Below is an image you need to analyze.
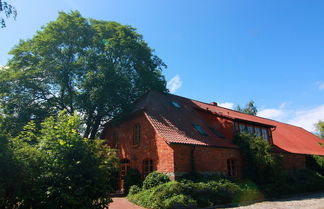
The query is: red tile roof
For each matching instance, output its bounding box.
[136,91,324,156]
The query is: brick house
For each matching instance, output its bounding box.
[102,91,324,190]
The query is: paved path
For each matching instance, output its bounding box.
[234,192,324,209]
[109,197,146,209]
[109,192,324,209]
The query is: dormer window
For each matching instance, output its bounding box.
[193,124,208,136]
[171,101,181,108]
[236,122,271,142]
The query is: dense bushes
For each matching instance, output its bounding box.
[143,171,170,190]
[128,173,260,209]
[0,112,118,209]
[234,133,282,183]
[306,155,324,176]
[261,169,324,198]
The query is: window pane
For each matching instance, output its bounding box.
[193,124,208,136]
[239,124,246,133]
[247,126,254,135]
[255,127,261,136]
[262,128,269,141]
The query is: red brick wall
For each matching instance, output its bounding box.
[282,153,306,170]
[171,144,242,177]
[104,113,175,177]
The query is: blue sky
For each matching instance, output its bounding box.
[1,0,324,132]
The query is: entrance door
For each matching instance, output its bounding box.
[120,159,130,191]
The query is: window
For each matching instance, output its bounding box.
[193,124,208,136]
[255,127,261,137]
[227,159,238,177]
[239,124,246,133]
[143,159,153,178]
[208,127,225,138]
[133,124,141,145]
[262,128,269,141]
[171,101,181,108]
[247,126,254,135]
[112,131,118,148]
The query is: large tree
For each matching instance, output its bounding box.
[235,100,257,116]
[315,120,324,139]
[0,0,17,28]
[0,11,167,138]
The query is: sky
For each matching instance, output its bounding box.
[1,0,324,132]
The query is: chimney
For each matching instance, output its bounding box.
[210,102,218,106]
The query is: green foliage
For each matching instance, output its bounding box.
[0,10,167,138]
[2,111,119,209]
[235,100,257,116]
[124,168,142,194]
[143,171,170,190]
[234,133,282,183]
[0,0,17,28]
[128,185,141,195]
[128,179,252,209]
[306,155,324,176]
[260,169,324,198]
[0,131,22,208]
[315,120,324,139]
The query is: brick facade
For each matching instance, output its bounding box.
[104,111,307,190]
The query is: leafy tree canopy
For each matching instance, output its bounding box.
[0,0,17,28]
[235,100,257,116]
[0,11,167,138]
[315,120,324,139]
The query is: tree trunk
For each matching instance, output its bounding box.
[89,116,102,139]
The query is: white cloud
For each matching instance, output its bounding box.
[258,108,286,120]
[287,105,324,132]
[319,82,324,90]
[258,103,324,132]
[167,75,182,93]
[257,102,287,120]
[219,102,234,109]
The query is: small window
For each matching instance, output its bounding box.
[209,127,225,138]
[247,126,254,135]
[171,101,181,108]
[255,127,261,137]
[143,159,153,177]
[239,124,246,133]
[133,124,141,145]
[193,124,208,136]
[262,128,269,141]
[227,159,238,177]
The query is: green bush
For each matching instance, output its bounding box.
[306,155,324,176]
[124,168,142,194]
[6,112,119,209]
[129,185,141,195]
[234,133,282,184]
[128,179,250,209]
[143,171,170,190]
[260,169,324,198]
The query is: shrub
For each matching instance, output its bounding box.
[129,185,141,195]
[234,133,282,184]
[124,168,142,194]
[306,155,324,176]
[143,171,170,190]
[260,169,324,198]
